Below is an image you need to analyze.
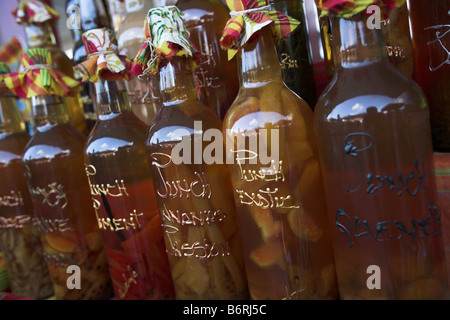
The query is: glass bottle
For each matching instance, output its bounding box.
[381,3,414,78]
[23,21,89,136]
[223,26,338,300]
[407,0,450,152]
[84,54,175,300]
[177,0,240,119]
[314,12,449,300]
[0,72,54,299]
[22,94,113,300]
[117,0,165,125]
[269,0,317,109]
[147,55,249,300]
[73,0,112,131]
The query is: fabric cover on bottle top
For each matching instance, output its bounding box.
[12,0,59,25]
[315,0,406,18]
[131,5,199,77]
[219,0,300,60]
[0,48,79,99]
[0,62,14,96]
[0,38,23,65]
[74,28,135,83]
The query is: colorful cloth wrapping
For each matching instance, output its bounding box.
[0,62,13,96]
[0,48,79,99]
[315,0,406,19]
[0,37,23,65]
[131,6,199,77]
[12,0,59,25]
[220,0,300,60]
[74,28,135,83]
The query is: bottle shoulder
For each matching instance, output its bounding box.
[86,112,149,155]
[224,80,313,132]
[314,62,429,122]
[148,101,222,146]
[23,124,86,162]
[0,132,30,165]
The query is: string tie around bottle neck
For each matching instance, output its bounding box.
[87,50,117,60]
[229,5,270,18]
[23,64,52,72]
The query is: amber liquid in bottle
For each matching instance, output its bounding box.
[24,23,89,136]
[270,0,317,109]
[117,0,163,125]
[22,95,113,300]
[314,14,449,300]
[85,79,175,300]
[223,27,338,300]
[407,0,450,152]
[147,57,249,299]
[177,0,240,119]
[0,94,53,299]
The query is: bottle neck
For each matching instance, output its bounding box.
[80,0,111,32]
[31,95,70,128]
[0,96,26,135]
[159,57,199,106]
[24,22,57,48]
[332,13,387,68]
[94,79,132,118]
[238,27,284,87]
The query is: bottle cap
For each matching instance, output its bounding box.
[13,0,59,25]
[0,48,79,99]
[315,0,406,19]
[131,5,199,77]
[220,0,300,60]
[74,27,135,83]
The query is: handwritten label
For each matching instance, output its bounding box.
[233,150,299,210]
[336,204,441,248]
[0,190,24,207]
[386,45,406,59]
[43,251,77,268]
[152,152,230,260]
[118,265,138,299]
[0,215,31,229]
[280,53,299,70]
[85,164,144,232]
[194,43,220,89]
[424,24,450,71]
[33,217,74,233]
[344,133,425,196]
[96,210,144,232]
[30,182,68,209]
[336,132,441,248]
[151,153,212,199]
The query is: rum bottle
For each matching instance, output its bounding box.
[314,4,449,299]
[220,0,338,300]
[77,27,175,300]
[0,62,53,299]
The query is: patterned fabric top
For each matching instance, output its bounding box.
[0,37,23,65]
[0,48,79,99]
[0,63,12,96]
[13,0,59,25]
[220,0,300,60]
[131,6,199,77]
[315,0,406,19]
[74,28,135,83]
